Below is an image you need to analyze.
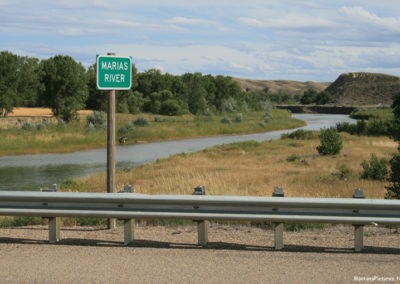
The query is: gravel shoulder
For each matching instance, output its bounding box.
[0,224,399,283]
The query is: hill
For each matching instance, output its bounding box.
[325,72,400,106]
[233,78,330,94]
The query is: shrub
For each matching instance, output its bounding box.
[385,153,400,199]
[234,113,243,123]
[360,154,388,181]
[287,154,302,163]
[36,122,47,130]
[220,117,231,124]
[259,121,267,128]
[57,118,66,128]
[281,129,317,140]
[159,99,182,116]
[336,164,354,180]
[86,111,106,129]
[264,111,273,121]
[21,121,34,130]
[118,122,134,136]
[335,122,358,134]
[134,117,149,126]
[316,128,342,155]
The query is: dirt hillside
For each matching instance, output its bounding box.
[326,72,400,106]
[233,77,330,95]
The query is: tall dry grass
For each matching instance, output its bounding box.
[73,134,398,199]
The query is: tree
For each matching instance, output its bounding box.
[300,89,318,105]
[15,56,42,107]
[0,51,19,116]
[39,55,88,122]
[182,73,207,114]
[391,92,400,143]
[386,154,400,199]
[316,128,342,155]
[315,91,333,105]
[85,64,108,111]
[385,92,400,199]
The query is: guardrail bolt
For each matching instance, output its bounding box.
[192,186,206,195]
[272,186,284,197]
[352,188,365,199]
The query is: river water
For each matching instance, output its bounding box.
[0,114,355,191]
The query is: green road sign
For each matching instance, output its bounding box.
[96,55,132,90]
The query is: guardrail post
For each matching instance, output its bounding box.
[40,185,61,243]
[119,185,135,245]
[193,186,208,246]
[352,188,365,252]
[272,186,284,250]
[49,217,60,243]
[124,219,135,245]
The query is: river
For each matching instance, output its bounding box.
[0,114,355,191]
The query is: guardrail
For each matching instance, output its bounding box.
[0,187,399,252]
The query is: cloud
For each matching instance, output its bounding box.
[1,1,400,81]
[167,17,213,26]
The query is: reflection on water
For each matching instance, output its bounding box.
[0,114,355,191]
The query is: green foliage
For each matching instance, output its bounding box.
[220,117,231,124]
[281,129,317,140]
[73,217,107,226]
[335,164,356,180]
[39,55,88,122]
[259,121,267,128]
[225,140,261,151]
[0,216,44,228]
[117,122,134,136]
[360,154,388,181]
[287,154,302,163]
[0,51,42,117]
[284,223,326,231]
[159,99,183,116]
[21,121,34,130]
[86,111,106,129]
[234,113,243,123]
[386,154,400,199]
[350,108,394,120]
[300,89,318,104]
[134,117,149,126]
[300,89,333,105]
[316,128,342,155]
[392,92,400,143]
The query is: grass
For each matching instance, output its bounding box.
[63,132,398,199]
[350,107,394,120]
[0,109,304,157]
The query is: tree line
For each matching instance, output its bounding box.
[0,51,245,121]
[0,51,332,122]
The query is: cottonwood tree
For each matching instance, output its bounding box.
[39,55,88,122]
[0,51,41,116]
[386,92,400,199]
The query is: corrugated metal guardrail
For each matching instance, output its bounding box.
[0,188,399,251]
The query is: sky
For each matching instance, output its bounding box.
[1,0,400,82]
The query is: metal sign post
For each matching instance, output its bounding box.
[97,53,132,229]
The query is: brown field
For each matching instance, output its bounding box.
[8,107,92,117]
[72,133,398,199]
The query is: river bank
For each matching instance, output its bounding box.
[0,109,303,157]
[0,114,355,191]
